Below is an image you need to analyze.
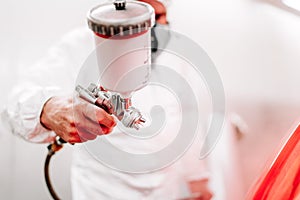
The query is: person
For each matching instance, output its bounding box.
[2,0,213,199]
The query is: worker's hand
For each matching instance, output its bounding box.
[188,178,213,200]
[40,96,116,143]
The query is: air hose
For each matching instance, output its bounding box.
[44,137,66,200]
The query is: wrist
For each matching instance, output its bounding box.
[40,97,54,130]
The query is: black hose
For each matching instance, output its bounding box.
[44,143,62,200]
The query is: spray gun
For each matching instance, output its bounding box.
[76,83,146,130]
[74,0,155,129]
[73,0,155,130]
[45,1,154,199]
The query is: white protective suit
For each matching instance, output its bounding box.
[2,26,210,200]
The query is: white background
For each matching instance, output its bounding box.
[0,0,300,199]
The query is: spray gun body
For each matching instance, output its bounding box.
[76,83,145,130]
[82,0,154,130]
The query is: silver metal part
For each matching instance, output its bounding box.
[76,83,145,130]
[76,85,97,104]
[122,107,145,130]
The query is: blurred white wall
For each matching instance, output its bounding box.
[0,0,300,199]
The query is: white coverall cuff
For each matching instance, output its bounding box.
[2,86,64,143]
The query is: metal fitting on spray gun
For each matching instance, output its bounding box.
[76,83,146,130]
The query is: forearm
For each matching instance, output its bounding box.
[1,27,93,143]
[1,84,62,143]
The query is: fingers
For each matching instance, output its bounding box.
[65,127,97,143]
[100,124,114,135]
[77,113,111,135]
[96,109,116,128]
[77,127,97,141]
[59,117,109,143]
[82,103,116,129]
[95,98,114,114]
[69,126,111,143]
[45,96,117,144]
[57,98,117,143]
[70,101,116,143]
[59,127,82,144]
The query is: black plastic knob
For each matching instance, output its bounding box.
[114,0,126,10]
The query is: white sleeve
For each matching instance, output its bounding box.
[1,27,94,143]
